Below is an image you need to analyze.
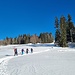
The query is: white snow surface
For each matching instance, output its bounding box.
[0,43,75,75]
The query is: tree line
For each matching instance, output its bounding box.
[1,14,74,47]
[55,14,75,47]
[0,33,53,45]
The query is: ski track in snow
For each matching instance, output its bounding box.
[0,56,14,75]
[0,48,50,75]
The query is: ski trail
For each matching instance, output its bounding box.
[0,48,50,75]
[0,56,14,75]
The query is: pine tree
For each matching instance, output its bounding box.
[67,14,74,42]
[25,34,30,44]
[59,16,67,47]
[55,17,60,43]
[55,17,59,28]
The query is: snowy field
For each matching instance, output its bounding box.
[0,43,75,75]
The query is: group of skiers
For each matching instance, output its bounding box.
[14,48,33,56]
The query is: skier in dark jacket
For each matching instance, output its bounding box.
[14,48,18,56]
[26,48,29,54]
[31,48,33,53]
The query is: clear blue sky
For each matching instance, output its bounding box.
[0,0,75,39]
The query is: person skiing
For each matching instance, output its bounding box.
[14,48,18,56]
[31,48,33,53]
[21,49,24,55]
[26,48,29,54]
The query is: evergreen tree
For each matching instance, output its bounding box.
[55,29,60,43]
[49,33,53,43]
[55,17,60,43]
[23,34,27,44]
[67,14,74,42]
[55,17,59,28]
[39,33,44,43]
[25,34,30,44]
[59,16,67,47]
[13,37,18,44]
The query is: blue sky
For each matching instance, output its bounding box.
[0,0,75,39]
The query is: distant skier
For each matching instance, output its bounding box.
[14,48,18,56]
[21,49,24,55]
[26,48,29,54]
[31,48,33,53]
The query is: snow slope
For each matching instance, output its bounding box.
[0,43,75,75]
